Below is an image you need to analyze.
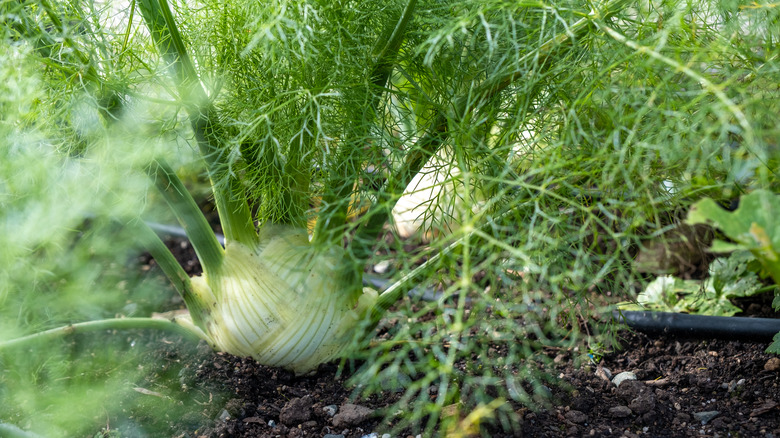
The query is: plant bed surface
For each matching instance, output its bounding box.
[108,322,780,437]
[130,331,779,438]
[120,236,780,438]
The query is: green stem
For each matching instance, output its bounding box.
[132,220,212,327]
[0,318,203,352]
[210,176,257,246]
[279,119,314,227]
[138,0,256,245]
[148,160,224,276]
[370,0,418,90]
[313,0,417,246]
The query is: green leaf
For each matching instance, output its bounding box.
[708,251,762,300]
[687,190,780,285]
[627,275,699,313]
[767,332,780,355]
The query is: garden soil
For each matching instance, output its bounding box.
[127,236,780,438]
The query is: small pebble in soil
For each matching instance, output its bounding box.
[612,371,637,387]
[693,410,720,424]
[765,357,780,371]
[323,405,339,417]
[723,378,746,393]
[322,434,345,438]
[595,366,612,382]
[360,433,378,438]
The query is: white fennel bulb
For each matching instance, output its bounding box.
[186,224,377,374]
[392,148,486,241]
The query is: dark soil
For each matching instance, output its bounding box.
[132,236,780,438]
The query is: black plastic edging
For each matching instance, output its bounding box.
[614,310,780,341]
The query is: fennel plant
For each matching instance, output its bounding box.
[1,0,778,434]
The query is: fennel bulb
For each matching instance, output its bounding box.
[392,149,486,241]
[186,225,377,374]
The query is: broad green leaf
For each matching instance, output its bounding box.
[687,190,780,285]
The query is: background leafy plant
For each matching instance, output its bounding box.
[686,189,780,352]
[1,0,778,436]
[624,251,769,315]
